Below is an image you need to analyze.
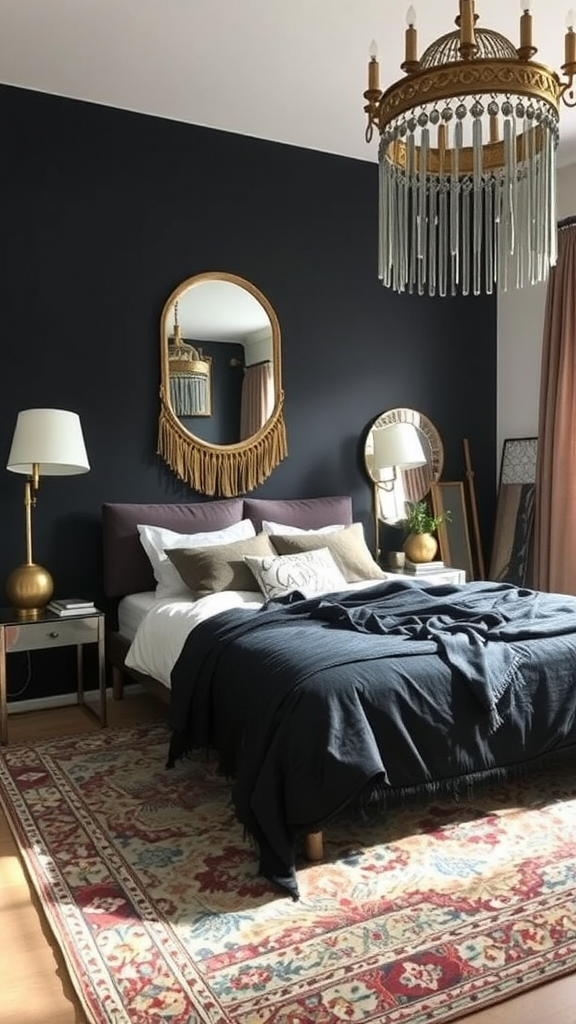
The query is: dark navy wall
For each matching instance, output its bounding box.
[0,84,497,699]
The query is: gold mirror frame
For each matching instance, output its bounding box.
[158,271,287,497]
[364,408,444,524]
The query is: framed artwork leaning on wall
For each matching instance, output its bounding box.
[489,437,538,588]
[430,481,475,582]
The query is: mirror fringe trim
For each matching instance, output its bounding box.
[158,397,288,497]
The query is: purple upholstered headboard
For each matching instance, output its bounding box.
[242,495,353,533]
[102,494,354,598]
[102,499,244,597]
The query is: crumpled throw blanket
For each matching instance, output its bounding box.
[289,579,576,730]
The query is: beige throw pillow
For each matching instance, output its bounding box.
[269,522,385,583]
[166,532,276,594]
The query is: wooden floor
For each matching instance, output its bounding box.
[1,691,576,1024]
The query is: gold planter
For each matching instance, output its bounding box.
[403,532,438,563]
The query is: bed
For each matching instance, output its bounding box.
[102,495,576,898]
[102,495,355,699]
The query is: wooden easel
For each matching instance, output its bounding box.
[463,439,486,579]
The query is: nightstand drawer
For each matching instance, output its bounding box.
[4,616,101,654]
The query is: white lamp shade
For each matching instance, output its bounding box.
[372,423,426,478]
[6,409,90,476]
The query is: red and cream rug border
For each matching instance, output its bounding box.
[2,723,576,1024]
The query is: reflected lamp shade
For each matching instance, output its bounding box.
[7,408,90,475]
[372,422,426,480]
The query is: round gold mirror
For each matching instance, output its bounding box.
[158,271,287,496]
[364,408,443,524]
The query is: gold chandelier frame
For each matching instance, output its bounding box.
[370,61,562,131]
[363,2,576,296]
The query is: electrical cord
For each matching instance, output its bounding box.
[7,651,32,699]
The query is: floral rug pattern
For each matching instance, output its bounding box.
[2,722,576,1023]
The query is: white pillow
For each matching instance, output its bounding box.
[138,519,256,598]
[244,547,348,601]
[261,520,345,536]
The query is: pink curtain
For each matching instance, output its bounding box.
[239,362,274,440]
[403,465,432,503]
[534,221,576,594]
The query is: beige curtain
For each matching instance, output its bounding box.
[534,220,576,594]
[239,362,274,441]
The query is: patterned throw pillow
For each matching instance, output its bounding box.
[244,547,348,600]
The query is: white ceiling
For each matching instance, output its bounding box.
[175,280,271,342]
[4,0,576,168]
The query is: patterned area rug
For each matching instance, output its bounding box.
[2,722,576,1024]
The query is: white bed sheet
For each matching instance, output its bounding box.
[118,591,166,641]
[124,591,265,688]
[124,580,386,691]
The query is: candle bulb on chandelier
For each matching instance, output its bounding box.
[460,0,476,48]
[368,39,380,90]
[566,9,576,65]
[405,6,418,64]
[520,2,533,51]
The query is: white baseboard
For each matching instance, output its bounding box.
[8,684,145,716]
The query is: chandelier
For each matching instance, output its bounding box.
[363,1,576,296]
[168,301,212,417]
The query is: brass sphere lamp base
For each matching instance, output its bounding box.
[6,562,54,619]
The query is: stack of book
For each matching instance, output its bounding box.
[403,559,445,575]
[46,598,97,617]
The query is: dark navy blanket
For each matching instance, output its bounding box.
[168,579,576,897]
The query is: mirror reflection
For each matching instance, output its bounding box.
[167,278,275,445]
[168,299,213,418]
[158,271,287,497]
[364,408,444,524]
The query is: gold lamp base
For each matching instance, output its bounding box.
[6,562,54,619]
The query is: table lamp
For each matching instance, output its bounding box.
[6,408,90,618]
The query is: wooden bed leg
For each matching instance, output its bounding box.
[304,831,324,861]
[112,665,124,701]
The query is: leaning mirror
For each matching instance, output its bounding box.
[364,408,444,525]
[158,272,287,497]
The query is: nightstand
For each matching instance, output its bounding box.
[389,567,467,586]
[0,608,106,746]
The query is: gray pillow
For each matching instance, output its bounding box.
[269,522,385,583]
[166,532,275,594]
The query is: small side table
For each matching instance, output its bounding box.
[0,608,106,746]
[389,567,467,586]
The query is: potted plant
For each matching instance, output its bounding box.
[399,499,452,563]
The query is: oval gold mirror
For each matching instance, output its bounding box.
[364,408,444,524]
[158,271,287,496]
